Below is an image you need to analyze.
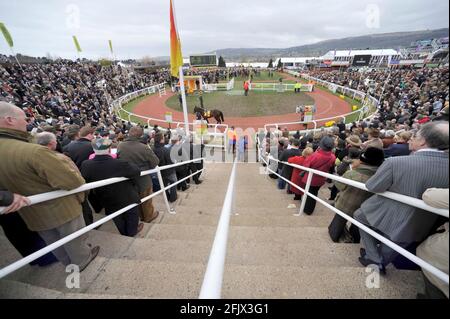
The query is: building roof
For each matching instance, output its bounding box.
[226,62,269,68]
[321,49,399,59]
[274,57,321,64]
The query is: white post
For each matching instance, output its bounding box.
[156,167,174,214]
[179,66,190,138]
[298,172,313,215]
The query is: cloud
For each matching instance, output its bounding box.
[0,0,448,59]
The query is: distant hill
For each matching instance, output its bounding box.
[212,28,449,61]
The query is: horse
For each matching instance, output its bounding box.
[193,106,224,124]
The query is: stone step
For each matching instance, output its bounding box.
[162,211,332,227]
[224,241,361,268]
[146,224,217,241]
[84,259,206,298]
[2,259,422,299]
[91,231,361,268]
[222,264,422,299]
[179,193,333,217]
[3,256,110,293]
[147,224,335,245]
[0,279,141,299]
[0,235,23,268]
[3,230,361,269]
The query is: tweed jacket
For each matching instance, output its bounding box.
[354,151,449,242]
[0,128,85,231]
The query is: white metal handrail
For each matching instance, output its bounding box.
[267,156,448,218]
[0,158,206,279]
[199,158,238,299]
[259,154,449,284]
[0,157,205,212]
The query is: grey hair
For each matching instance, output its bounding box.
[419,121,449,150]
[35,132,57,146]
[0,101,21,118]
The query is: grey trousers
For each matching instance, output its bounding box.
[38,215,92,268]
[356,212,408,265]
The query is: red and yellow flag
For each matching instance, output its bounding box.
[170,0,183,78]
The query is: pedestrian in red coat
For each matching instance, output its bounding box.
[288,147,314,199]
[299,136,336,215]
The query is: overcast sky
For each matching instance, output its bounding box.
[0,0,448,60]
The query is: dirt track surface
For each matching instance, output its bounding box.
[133,74,350,131]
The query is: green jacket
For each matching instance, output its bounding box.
[334,164,378,217]
[0,128,85,231]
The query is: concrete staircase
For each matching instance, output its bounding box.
[0,162,422,298]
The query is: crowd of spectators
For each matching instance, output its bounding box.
[0,60,171,131]
[260,66,449,299]
[0,97,205,274]
[0,59,448,298]
[309,67,449,124]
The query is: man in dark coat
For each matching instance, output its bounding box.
[117,126,160,223]
[81,138,143,237]
[278,139,302,190]
[63,125,96,225]
[152,132,177,202]
[63,126,95,168]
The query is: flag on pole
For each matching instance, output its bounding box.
[108,40,113,54]
[72,35,82,53]
[0,22,13,48]
[170,0,183,78]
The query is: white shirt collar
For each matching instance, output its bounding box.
[416,148,445,153]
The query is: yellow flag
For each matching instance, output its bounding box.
[170,0,183,78]
[72,35,82,53]
[108,40,113,54]
[0,22,13,48]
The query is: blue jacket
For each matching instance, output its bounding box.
[384,143,410,158]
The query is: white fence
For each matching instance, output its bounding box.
[264,71,379,134]
[250,82,314,92]
[203,78,235,91]
[112,83,228,149]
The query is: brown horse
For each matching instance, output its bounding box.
[194,106,224,124]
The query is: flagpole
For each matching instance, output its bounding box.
[10,47,24,72]
[179,66,190,137]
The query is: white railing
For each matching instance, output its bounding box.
[203,78,235,92]
[250,82,314,92]
[112,83,228,149]
[259,152,449,284]
[199,158,238,299]
[0,157,206,279]
[264,71,379,133]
